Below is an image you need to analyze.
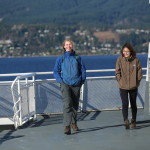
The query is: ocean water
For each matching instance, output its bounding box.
[0,54,147,81]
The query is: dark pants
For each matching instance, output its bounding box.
[61,82,81,126]
[119,88,138,121]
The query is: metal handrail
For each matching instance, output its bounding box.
[0,67,147,78]
[0,68,146,84]
[11,73,36,129]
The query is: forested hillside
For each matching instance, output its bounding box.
[0,0,150,28]
[0,0,149,57]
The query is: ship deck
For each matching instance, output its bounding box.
[0,109,150,150]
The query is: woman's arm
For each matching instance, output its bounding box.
[115,57,121,81]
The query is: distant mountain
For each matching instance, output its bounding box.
[0,0,150,28]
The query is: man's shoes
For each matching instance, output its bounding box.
[124,120,130,129]
[64,126,71,135]
[130,119,136,129]
[71,123,79,131]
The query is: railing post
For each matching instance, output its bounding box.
[144,42,150,116]
[18,79,22,126]
[79,83,84,112]
[32,75,36,119]
[26,77,30,121]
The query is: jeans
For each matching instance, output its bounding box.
[61,82,81,126]
[119,88,138,121]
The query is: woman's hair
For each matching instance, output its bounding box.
[121,43,136,57]
[62,40,74,53]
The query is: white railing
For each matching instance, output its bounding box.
[0,68,147,81]
[11,73,36,129]
[0,67,147,128]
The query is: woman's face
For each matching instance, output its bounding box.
[123,47,131,58]
[64,41,73,52]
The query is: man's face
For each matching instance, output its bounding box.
[64,41,73,51]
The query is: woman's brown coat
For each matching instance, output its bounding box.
[116,56,143,90]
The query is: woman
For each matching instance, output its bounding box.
[115,43,142,129]
[53,40,86,135]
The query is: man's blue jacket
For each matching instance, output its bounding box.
[53,51,86,86]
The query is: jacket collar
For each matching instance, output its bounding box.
[64,50,75,56]
[123,56,135,62]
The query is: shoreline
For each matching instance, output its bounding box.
[0,52,148,58]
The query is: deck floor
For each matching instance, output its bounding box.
[0,109,150,150]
